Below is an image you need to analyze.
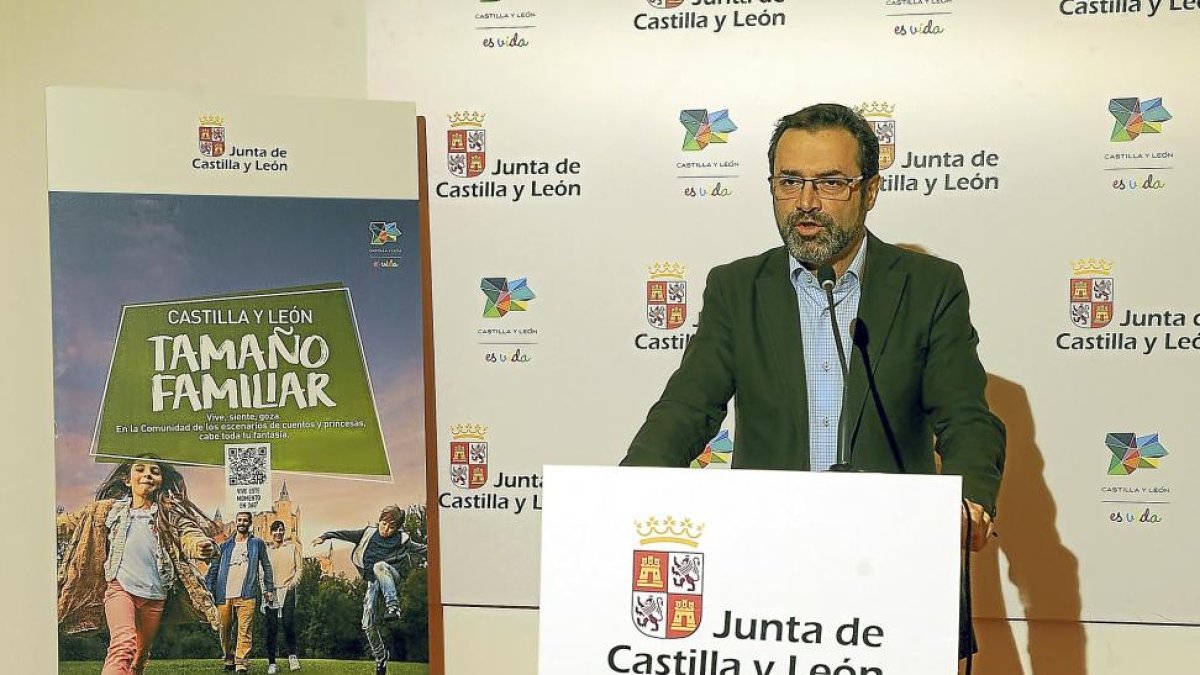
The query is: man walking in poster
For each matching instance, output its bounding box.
[207,512,275,673]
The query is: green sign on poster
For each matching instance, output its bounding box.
[93,285,390,477]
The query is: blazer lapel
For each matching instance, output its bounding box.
[844,234,906,459]
[754,248,810,470]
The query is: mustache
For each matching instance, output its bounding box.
[786,212,835,230]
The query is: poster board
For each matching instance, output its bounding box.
[48,87,440,672]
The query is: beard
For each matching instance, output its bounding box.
[776,210,861,267]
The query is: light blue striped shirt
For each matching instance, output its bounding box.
[788,241,867,471]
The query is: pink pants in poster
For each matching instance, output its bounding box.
[101,580,165,675]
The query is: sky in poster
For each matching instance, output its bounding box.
[51,192,426,545]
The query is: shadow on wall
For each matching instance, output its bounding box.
[893,244,1085,675]
[972,374,1087,675]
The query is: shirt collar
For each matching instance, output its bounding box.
[787,234,869,287]
[108,497,158,525]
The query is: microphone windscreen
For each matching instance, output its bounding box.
[817,265,836,289]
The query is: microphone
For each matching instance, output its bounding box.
[817,265,853,472]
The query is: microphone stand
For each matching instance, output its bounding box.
[818,266,854,472]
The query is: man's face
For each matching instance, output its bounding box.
[235,513,252,534]
[771,128,881,267]
[271,526,285,543]
[377,518,398,538]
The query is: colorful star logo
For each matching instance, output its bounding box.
[370,221,400,245]
[481,277,535,317]
[680,109,737,151]
[691,430,734,469]
[1109,98,1171,142]
[1106,432,1168,475]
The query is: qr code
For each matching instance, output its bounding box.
[227,445,269,486]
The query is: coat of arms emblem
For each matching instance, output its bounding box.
[449,423,488,489]
[854,102,895,171]
[647,262,687,330]
[199,115,226,158]
[1069,259,1114,329]
[632,516,704,639]
[448,111,487,178]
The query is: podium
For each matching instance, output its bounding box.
[539,466,962,674]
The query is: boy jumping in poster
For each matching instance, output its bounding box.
[312,506,427,675]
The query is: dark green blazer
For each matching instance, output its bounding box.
[622,233,1005,513]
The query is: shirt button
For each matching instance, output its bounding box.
[823,416,830,427]
[822,308,830,316]
[822,361,831,372]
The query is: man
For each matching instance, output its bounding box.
[207,512,274,673]
[313,506,427,675]
[262,520,302,673]
[622,103,1005,663]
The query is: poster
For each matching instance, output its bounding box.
[50,88,433,674]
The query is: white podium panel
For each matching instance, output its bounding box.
[540,466,961,675]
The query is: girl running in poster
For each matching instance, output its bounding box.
[57,458,219,675]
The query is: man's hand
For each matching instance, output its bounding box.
[197,538,217,559]
[961,500,995,552]
[311,536,325,546]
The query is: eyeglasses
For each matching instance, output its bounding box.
[768,175,864,201]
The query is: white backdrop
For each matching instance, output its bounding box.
[366,1,1199,671]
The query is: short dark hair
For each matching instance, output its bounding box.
[767,103,879,179]
[379,505,405,526]
[270,520,286,532]
[235,511,253,520]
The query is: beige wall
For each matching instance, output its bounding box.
[0,1,364,668]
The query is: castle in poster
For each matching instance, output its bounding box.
[213,480,302,546]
